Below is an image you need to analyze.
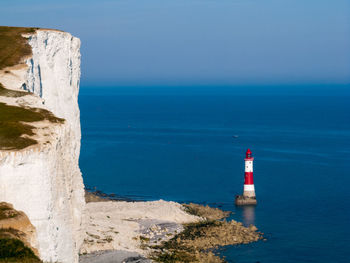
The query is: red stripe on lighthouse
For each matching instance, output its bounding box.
[244,172,254,184]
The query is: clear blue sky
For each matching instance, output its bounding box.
[1,0,350,86]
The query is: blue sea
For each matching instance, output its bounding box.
[79,85,350,263]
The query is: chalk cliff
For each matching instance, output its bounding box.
[0,28,85,263]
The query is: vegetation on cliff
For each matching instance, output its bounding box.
[0,84,29,98]
[0,203,41,263]
[0,238,41,263]
[0,26,38,70]
[0,101,64,150]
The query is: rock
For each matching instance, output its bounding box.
[0,202,38,256]
[249,225,258,231]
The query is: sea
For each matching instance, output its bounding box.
[79,85,350,263]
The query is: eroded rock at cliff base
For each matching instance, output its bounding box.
[0,202,39,259]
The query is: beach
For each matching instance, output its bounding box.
[79,196,261,262]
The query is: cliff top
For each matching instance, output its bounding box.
[0,26,64,151]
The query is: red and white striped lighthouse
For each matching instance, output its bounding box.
[243,149,255,198]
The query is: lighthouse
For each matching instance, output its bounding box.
[243,149,255,198]
[235,149,257,205]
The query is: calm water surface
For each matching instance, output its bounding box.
[79,86,350,263]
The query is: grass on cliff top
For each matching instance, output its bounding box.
[0,102,64,150]
[0,26,39,70]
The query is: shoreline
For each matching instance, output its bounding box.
[80,191,262,263]
[85,187,145,202]
[80,250,151,263]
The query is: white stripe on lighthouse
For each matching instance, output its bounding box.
[245,160,253,172]
[244,184,255,191]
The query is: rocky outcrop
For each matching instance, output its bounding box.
[0,202,38,256]
[0,28,85,263]
[235,195,257,205]
[151,204,262,263]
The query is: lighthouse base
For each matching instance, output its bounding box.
[235,195,257,206]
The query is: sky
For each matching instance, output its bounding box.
[1,0,350,86]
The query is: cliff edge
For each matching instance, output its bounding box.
[0,26,85,263]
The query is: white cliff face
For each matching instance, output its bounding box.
[25,30,81,129]
[0,30,85,263]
